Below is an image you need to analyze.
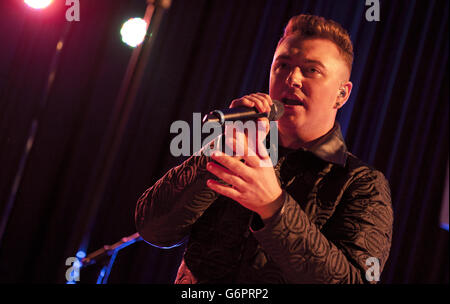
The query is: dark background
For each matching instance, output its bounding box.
[0,0,448,284]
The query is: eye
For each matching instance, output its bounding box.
[274,61,289,70]
[277,62,288,69]
[304,66,322,77]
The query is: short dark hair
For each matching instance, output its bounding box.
[278,14,354,73]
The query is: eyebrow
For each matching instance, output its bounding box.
[304,59,326,70]
[274,55,327,70]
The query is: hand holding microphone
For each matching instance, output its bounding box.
[204,93,285,220]
[202,93,284,125]
[203,93,281,156]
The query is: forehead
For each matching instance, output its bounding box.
[274,36,343,64]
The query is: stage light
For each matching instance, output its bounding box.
[120,18,148,47]
[76,250,86,259]
[24,0,53,9]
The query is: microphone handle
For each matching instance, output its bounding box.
[203,107,268,125]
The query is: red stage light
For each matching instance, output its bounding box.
[24,0,53,10]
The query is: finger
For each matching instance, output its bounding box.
[243,146,272,168]
[241,141,266,167]
[206,179,241,201]
[256,120,270,159]
[250,93,272,113]
[224,125,248,157]
[244,118,269,161]
[206,161,245,189]
[256,117,270,135]
[230,98,255,109]
[255,93,273,105]
[241,121,271,167]
[211,151,251,181]
[246,93,273,114]
[254,93,273,112]
[256,124,273,168]
[224,120,261,160]
[245,95,268,114]
[242,153,260,168]
[231,94,268,113]
[228,127,261,160]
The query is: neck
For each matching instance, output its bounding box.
[278,122,335,150]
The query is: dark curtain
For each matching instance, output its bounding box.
[0,0,447,284]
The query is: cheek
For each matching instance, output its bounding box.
[269,75,283,95]
[305,82,336,104]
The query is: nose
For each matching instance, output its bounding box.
[286,67,302,89]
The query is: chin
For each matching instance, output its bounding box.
[279,111,304,123]
[278,116,305,132]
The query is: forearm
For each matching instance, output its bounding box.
[135,153,219,248]
[252,192,365,283]
[252,186,393,284]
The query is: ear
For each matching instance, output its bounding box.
[335,81,353,109]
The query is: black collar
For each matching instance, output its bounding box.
[278,122,348,167]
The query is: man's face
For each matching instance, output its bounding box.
[269,36,352,143]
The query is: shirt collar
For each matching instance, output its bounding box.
[278,122,348,167]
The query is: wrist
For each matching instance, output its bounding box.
[257,190,285,220]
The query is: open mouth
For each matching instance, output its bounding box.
[281,97,304,106]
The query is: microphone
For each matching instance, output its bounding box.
[202,99,284,125]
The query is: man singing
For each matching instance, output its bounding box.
[135,14,393,283]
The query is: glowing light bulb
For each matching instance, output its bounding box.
[120,18,148,47]
[76,251,86,259]
[24,0,53,9]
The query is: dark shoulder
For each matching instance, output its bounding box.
[345,152,384,177]
[344,152,391,199]
[345,152,375,171]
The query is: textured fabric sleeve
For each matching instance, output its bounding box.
[251,169,393,284]
[135,152,219,248]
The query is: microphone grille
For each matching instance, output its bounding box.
[268,100,285,121]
